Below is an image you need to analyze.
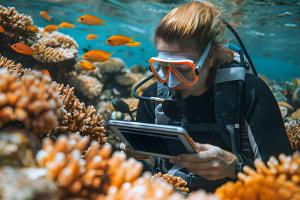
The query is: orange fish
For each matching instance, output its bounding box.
[77,14,105,25]
[43,24,59,33]
[40,11,52,21]
[79,60,96,70]
[82,50,112,62]
[126,41,141,47]
[11,42,34,56]
[39,69,51,77]
[0,25,5,33]
[86,34,98,40]
[59,22,75,29]
[106,35,134,46]
[27,25,39,33]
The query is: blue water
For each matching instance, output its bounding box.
[1,0,300,79]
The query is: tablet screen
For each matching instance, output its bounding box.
[118,127,191,156]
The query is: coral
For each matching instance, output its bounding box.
[186,190,218,200]
[0,69,62,134]
[0,167,58,200]
[153,172,190,193]
[285,120,300,151]
[0,131,36,167]
[32,31,78,63]
[36,133,143,199]
[291,109,300,120]
[68,72,103,101]
[0,55,31,78]
[215,153,300,200]
[0,5,37,41]
[53,83,106,144]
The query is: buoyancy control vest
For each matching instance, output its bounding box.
[152,47,255,192]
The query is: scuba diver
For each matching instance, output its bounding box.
[126,1,292,192]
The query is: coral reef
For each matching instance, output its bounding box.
[0,5,36,41]
[285,120,300,151]
[0,69,62,135]
[32,31,78,63]
[154,172,190,193]
[0,54,31,78]
[53,83,107,144]
[215,153,300,200]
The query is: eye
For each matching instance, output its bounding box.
[80,17,83,20]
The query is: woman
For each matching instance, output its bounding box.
[133,1,292,192]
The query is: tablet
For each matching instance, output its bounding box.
[107,120,197,159]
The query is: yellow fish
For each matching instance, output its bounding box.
[40,11,52,21]
[43,24,59,33]
[77,14,105,25]
[59,22,75,29]
[126,41,141,47]
[27,25,39,33]
[86,34,98,40]
[11,42,34,56]
[0,25,5,33]
[82,50,112,62]
[79,60,96,70]
[106,35,134,46]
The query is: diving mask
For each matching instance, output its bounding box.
[149,41,212,88]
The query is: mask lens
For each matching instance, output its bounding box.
[171,62,196,82]
[150,60,169,81]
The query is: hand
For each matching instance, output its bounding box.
[169,143,238,180]
[119,143,151,160]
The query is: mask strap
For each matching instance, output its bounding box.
[195,41,212,70]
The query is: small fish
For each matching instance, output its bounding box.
[77,14,105,25]
[79,60,96,70]
[0,25,5,33]
[39,69,51,77]
[82,50,112,62]
[106,35,134,46]
[59,22,75,29]
[86,34,98,40]
[40,11,52,21]
[11,42,34,56]
[43,24,59,33]
[126,41,141,47]
[27,25,39,33]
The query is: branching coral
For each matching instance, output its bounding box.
[32,31,78,63]
[153,172,190,193]
[36,133,143,199]
[0,55,31,78]
[285,120,300,151]
[0,5,37,40]
[215,153,300,200]
[0,69,62,134]
[53,83,106,144]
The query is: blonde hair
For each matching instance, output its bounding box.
[155,1,234,85]
[155,1,234,67]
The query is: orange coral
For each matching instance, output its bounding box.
[53,83,106,144]
[215,153,300,200]
[285,120,300,151]
[0,69,62,134]
[0,5,37,40]
[0,55,31,78]
[154,172,190,193]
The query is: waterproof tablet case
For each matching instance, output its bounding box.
[107,120,197,159]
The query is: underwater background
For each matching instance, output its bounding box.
[2,0,300,79]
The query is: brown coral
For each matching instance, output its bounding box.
[154,172,190,193]
[36,133,143,199]
[0,5,37,41]
[0,55,31,78]
[53,83,106,144]
[0,69,62,134]
[215,153,300,200]
[285,120,300,151]
[31,31,78,63]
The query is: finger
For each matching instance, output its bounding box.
[193,142,209,152]
[172,151,215,163]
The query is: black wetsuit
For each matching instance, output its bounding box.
[136,73,292,191]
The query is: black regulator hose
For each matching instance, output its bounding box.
[222,19,258,76]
